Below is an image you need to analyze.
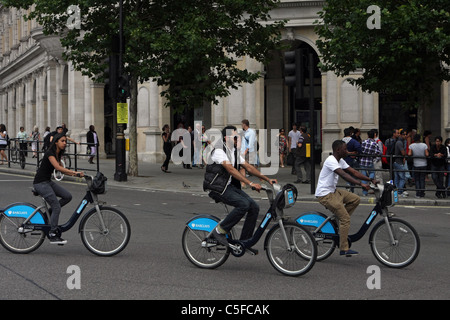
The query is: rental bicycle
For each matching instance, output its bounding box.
[182,184,317,277]
[295,182,420,268]
[0,172,131,256]
[10,139,26,169]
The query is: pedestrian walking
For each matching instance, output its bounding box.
[161,124,172,173]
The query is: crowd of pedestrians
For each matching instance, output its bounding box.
[340,126,450,199]
[158,120,449,198]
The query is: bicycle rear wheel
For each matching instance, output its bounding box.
[369,218,420,268]
[20,153,25,169]
[0,215,45,254]
[265,221,317,277]
[182,226,230,269]
[80,207,130,256]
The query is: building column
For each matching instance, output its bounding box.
[67,62,85,141]
[361,91,377,132]
[25,76,35,133]
[444,81,450,139]
[7,87,16,136]
[90,82,105,158]
[35,69,45,131]
[46,60,58,128]
[321,71,341,161]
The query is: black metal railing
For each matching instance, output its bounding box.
[6,138,100,173]
[337,152,450,197]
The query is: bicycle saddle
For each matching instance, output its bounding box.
[31,188,40,197]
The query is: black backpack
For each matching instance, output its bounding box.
[385,138,397,155]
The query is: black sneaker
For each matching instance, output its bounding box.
[211,228,228,247]
[49,233,67,245]
[340,249,358,257]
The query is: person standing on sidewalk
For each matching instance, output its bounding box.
[239,119,258,187]
[430,136,448,198]
[161,124,172,173]
[294,126,311,184]
[86,125,99,164]
[394,129,408,197]
[359,130,381,196]
[408,134,429,198]
[288,123,302,175]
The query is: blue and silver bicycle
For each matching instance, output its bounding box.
[0,173,130,256]
[182,184,317,277]
[295,182,420,268]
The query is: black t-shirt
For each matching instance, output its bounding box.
[33,149,59,184]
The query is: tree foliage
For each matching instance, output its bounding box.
[2,0,285,111]
[316,0,450,117]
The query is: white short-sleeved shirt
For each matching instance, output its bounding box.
[211,146,246,186]
[408,142,428,167]
[288,130,302,149]
[315,155,350,197]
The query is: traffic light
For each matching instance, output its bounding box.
[104,54,119,100]
[284,50,297,87]
[284,49,304,99]
[117,73,131,101]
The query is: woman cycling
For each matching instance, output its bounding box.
[33,133,84,245]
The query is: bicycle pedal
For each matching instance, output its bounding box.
[202,238,218,248]
[246,247,259,256]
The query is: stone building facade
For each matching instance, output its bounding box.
[1,1,449,165]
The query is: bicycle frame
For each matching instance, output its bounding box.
[297,185,398,247]
[302,202,385,244]
[9,188,101,235]
[188,185,290,255]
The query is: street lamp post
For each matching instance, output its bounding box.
[114,0,127,181]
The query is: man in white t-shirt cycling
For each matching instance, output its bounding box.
[315,140,377,256]
[204,125,277,251]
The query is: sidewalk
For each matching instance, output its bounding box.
[1,158,449,206]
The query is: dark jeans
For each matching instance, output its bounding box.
[162,144,172,169]
[431,164,446,195]
[294,155,311,182]
[33,180,72,231]
[209,184,260,240]
[413,166,427,197]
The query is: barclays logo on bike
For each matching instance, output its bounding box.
[7,210,26,216]
[191,223,211,229]
[298,219,318,224]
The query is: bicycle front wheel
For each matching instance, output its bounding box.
[80,207,130,256]
[265,222,317,277]
[369,218,420,268]
[0,215,45,254]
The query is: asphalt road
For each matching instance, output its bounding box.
[0,172,449,302]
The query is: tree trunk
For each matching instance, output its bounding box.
[127,74,139,176]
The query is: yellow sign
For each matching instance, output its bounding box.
[117,103,128,124]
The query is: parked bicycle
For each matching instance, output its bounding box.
[182,184,317,277]
[295,182,420,268]
[0,173,130,256]
[9,139,26,169]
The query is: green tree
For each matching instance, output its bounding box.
[2,0,285,175]
[316,0,450,134]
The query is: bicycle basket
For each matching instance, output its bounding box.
[90,172,107,194]
[381,182,397,207]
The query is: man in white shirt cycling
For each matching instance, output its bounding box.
[203,125,277,250]
[315,139,377,256]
